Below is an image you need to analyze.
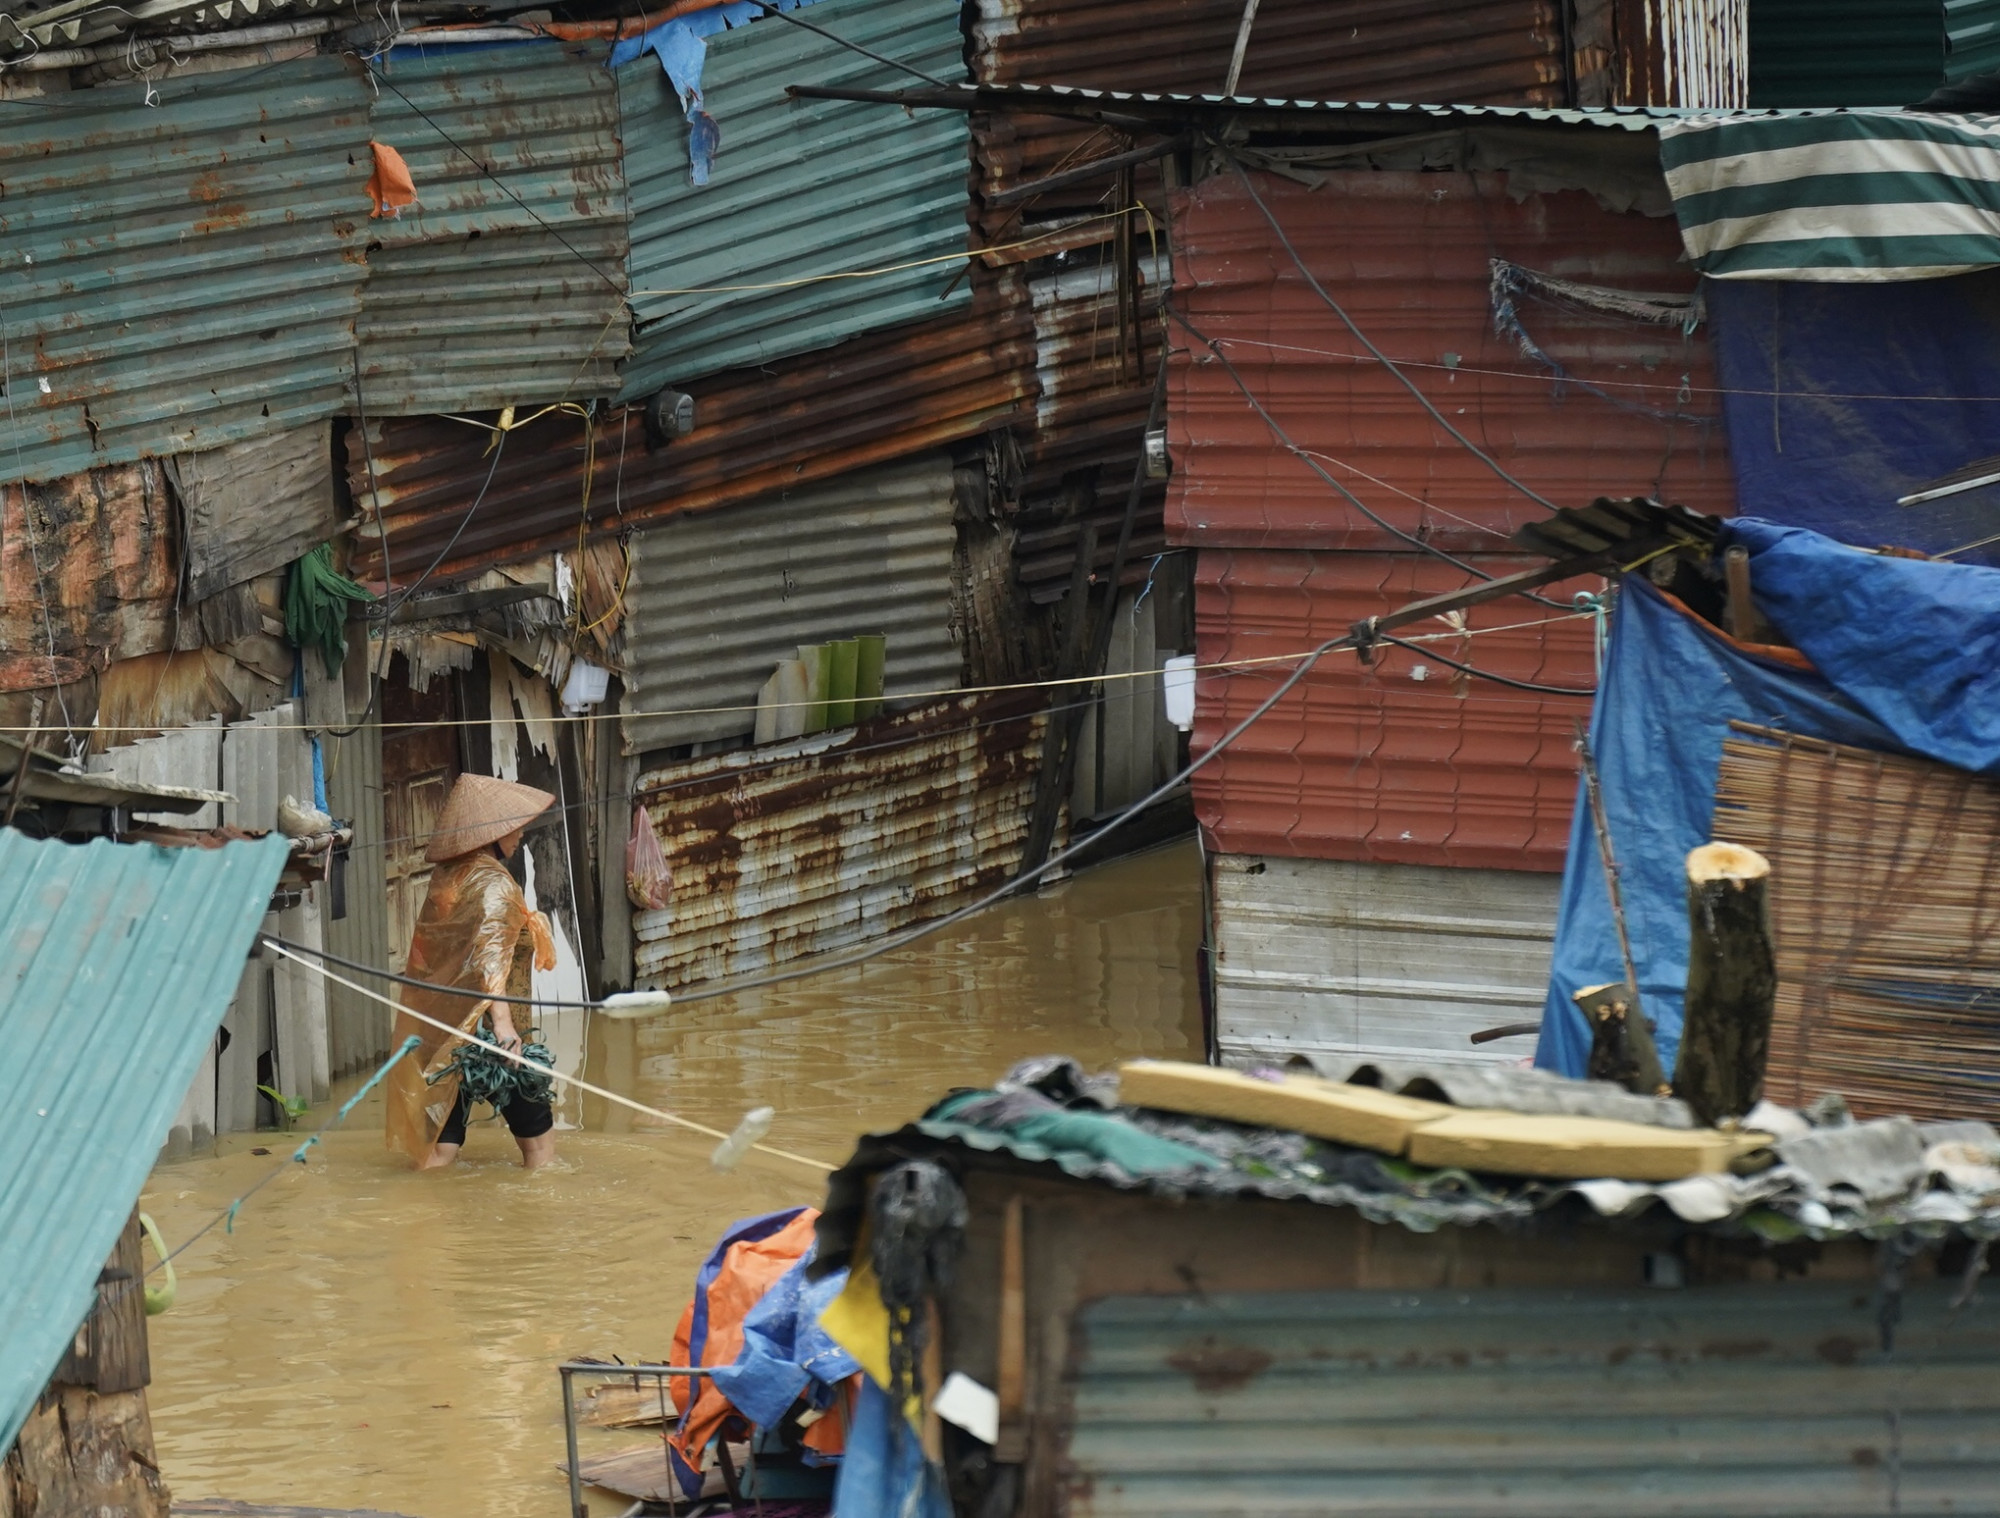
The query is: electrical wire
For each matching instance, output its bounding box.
[381,425,511,615]
[740,0,948,88]
[1222,150,1562,513]
[264,933,657,1011]
[1370,630,1597,697]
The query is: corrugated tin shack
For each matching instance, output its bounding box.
[813,1054,2000,1517]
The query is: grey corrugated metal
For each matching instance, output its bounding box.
[615,0,971,398]
[622,453,963,754]
[322,720,390,1076]
[1210,855,1558,1071]
[167,424,338,601]
[1066,1284,2000,1514]
[0,59,371,486]
[633,691,1045,988]
[0,831,288,1452]
[360,41,631,410]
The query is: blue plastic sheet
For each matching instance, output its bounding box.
[1535,521,2000,1075]
[832,1378,951,1518]
[1705,273,2000,563]
[609,0,825,183]
[711,1247,859,1434]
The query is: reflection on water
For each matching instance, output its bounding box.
[140,842,1200,1518]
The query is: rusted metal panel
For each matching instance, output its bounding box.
[359,41,630,410]
[969,0,1568,244]
[616,0,971,397]
[1210,853,1559,1070]
[1190,550,1599,871]
[0,463,179,692]
[632,691,1045,989]
[346,276,1034,585]
[1581,0,1748,107]
[621,453,964,754]
[1062,1284,2000,1515]
[1167,169,1736,553]
[167,425,338,601]
[0,58,372,485]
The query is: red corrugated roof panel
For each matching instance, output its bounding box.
[1192,550,1601,871]
[1166,170,1736,553]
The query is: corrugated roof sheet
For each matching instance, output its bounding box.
[1190,550,1599,870]
[345,276,1033,585]
[0,59,372,486]
[0,831,288,1451]
[616,0,972,398]
[633,690,1045,987]
[359,40,631,410]
[968,0,1571,246]
[621,452,964,753]
[1167,170,1737,552]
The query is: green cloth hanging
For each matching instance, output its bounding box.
[284,544,374,677]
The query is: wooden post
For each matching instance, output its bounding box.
[1675,842,1777,1126]
[994,1194,1026,1464]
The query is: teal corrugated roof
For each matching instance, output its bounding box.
[0,61,373,486]
[0,832,288,1450]
[615,0,971,399]
[360,41,632,410]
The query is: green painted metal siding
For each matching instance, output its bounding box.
[1748,0,1943,106]
[1066,1286,2000,1514]
[0,60,372,486]
[0,832,288,1451]
[615,0,971,400]
[1947,0,2000,79]
[359,41,632,411]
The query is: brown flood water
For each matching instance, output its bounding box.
[139,842,1201,1518]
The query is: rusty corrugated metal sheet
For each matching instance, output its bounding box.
[1191,550,1599,871]
[0,58,372,486]
[631,691,1045,989]
[969,0,1567,244]
[1011,256,1168,604]
[346,274,1034,584]
[1167,170,1736,552]
[1602,0,1749,106]
[359,40,630,410]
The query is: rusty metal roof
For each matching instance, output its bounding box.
[359,40,630,411]
[1166,169,1737,553]
[616,0,973,397]
[631,690,1045,989]
[621,453,964,754]
[347,273,1032,585]
[1191,549,1599,872]
[0,59,372,486]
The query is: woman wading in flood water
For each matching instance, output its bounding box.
[383,773,561,1170]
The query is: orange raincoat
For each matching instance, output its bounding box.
[384,850,557,1162]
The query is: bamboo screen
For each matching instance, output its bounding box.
[1711,722,2000,1122]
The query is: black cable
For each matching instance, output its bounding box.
[1168,305,1567,611]
[381,424,511,613]
[1221,149,1562,513]
[1372,630,1596,697]
[741,0,949,87]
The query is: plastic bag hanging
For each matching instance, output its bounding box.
[626,804,673,911]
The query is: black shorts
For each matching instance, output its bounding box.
[439,1085,554,1145]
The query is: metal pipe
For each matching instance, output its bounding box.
[562,1365,584,1518]
[560,1362,714,1518]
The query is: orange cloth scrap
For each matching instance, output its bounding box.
[366,141,418,219]
[382,850,557,1163]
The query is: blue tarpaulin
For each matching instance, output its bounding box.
[711,1246,858,1434]
[1536,522,2000,1076]
[1706,273,2000,562]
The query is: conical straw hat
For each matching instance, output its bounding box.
[424,773,555,862]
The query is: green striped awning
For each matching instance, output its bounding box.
[1661,110,2000,280]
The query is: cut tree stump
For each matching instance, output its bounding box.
[1576,981,1667,1097]
[1675,842,1777,1126]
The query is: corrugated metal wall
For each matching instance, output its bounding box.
[633,692,1045,988]
[323,720,393,1077]
[616,0,971,399]
[1191,552,1598,871]
[1948,0,2000,80]
[621,453,964,753]
[1748,0,1942,106]
[1065,1283,2000,1515]
[360,41,631,410]
[0,60,372,486]
[1210,853,1558,1069]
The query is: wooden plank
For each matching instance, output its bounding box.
[579,1382,675,1429]
[1117,1060,1456,1154]
[1406,1111,1771,1182]
[564,1444,733,1503]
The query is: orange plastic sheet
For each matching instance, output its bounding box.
[669,1209,841,1479]
[383,850,556,1163]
